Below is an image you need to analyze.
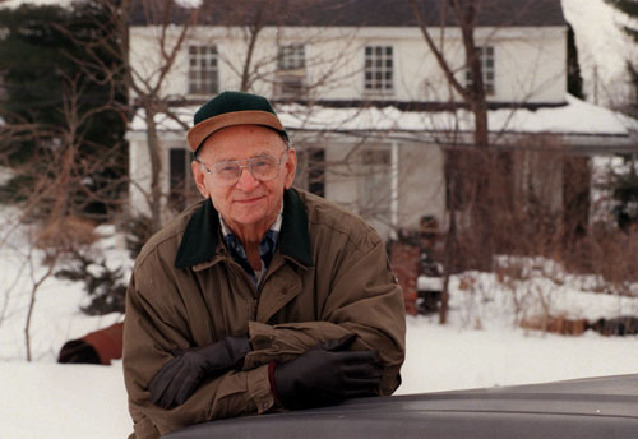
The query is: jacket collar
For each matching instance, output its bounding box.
[175,188,313,269]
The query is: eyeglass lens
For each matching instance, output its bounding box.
[211,154,283,184]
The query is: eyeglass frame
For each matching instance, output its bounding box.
[197,149,289,186]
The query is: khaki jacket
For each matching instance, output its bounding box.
[123,189,406,438]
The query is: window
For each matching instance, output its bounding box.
[189,45,218,95]
[364,46,394,95]
[295,147,325,197]
[359,147,392,222]
[465,46,495,96]
[278,44,305,71]
[169,148,198,212]
[276,44,307,99]
[307,148,325,197]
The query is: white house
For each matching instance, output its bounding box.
[126,0,636,239]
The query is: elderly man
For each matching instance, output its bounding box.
[122,91,406,438]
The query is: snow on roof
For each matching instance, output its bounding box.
[129,95,637,138]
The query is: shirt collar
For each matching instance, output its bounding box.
[218,209,283,244]
[218,208,283,285]
[175,189,314,270]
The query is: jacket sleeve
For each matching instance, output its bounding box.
[244,234,406,396]
[123,260,275,438]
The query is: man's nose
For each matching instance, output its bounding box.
[234,166,259,190]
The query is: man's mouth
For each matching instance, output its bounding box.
[234,195,265,204]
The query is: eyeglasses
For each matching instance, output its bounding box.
[198,151,287,186]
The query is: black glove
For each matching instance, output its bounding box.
[58,339,101,365]
[272,334,382,410]
[149,335,250,409]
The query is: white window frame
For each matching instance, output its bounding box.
[295,146,325,197]
[278,44,306,71]
[188,45,219,96]
[364,45,394,97]
[168,147,198,212]
[276,44,307,99]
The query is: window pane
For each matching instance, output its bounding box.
[189,45,219,94]
[364,45,393,94]
[277,44,305,71]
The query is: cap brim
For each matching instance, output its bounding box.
[187,110,285,152]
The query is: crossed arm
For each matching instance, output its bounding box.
[123,241,405,438]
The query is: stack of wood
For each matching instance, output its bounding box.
[520,314,588,336]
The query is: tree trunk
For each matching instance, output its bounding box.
[472,101,494,271]
[145,103,163,233]
[240,4,265,92]
[462,1,493,271]
[25,259,55,362]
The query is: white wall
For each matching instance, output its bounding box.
[128,25,567,104]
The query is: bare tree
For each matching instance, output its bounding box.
[119,0,203,232]
[0,2,129,358]
[410,0,489,146]
[407,0,570,322]
[410,1,492,281]
[123,0,365,228]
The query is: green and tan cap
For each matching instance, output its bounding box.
[187,91,288,154]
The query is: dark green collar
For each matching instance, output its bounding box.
[175,188,313,269]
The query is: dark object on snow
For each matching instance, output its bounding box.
[165,374,638,439]
[593,316,638,336]
[54,253,127,316]
[58,322,124,365]
[416,254,443,314]
[57,339,101,364]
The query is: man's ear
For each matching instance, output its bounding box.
[284,148,297,189]
[191,161,210,198]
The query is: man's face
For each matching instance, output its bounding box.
[192,125,296,239]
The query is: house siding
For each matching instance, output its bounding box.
[128,25,567,104]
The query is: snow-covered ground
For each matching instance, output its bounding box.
[1,211,637,438]
[1,0,637,437]
[1,316,637,439]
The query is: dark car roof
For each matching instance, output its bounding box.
[164,374,638,439]
[131,0,566,28]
